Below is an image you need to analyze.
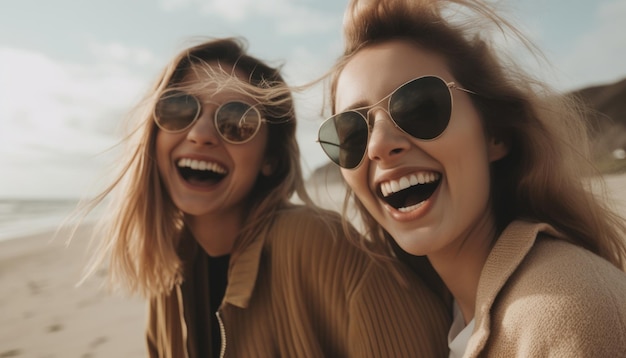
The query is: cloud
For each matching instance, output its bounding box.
[1,44,156,139]
[0,44,158,197]
[158,0,340,36]
[158,0,193,12]
[87,41,160,67]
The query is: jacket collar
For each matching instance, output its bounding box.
[178,223,267,310]
[222,232,265,308]
[465,220,563,356]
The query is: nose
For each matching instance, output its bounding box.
[186,107,220,145]
[367,110,411,165]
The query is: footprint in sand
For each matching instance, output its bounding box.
[0,349,22,357]
[89,336,108,349]
[46,323,63,332]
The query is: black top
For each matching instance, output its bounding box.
[197,253,229,357]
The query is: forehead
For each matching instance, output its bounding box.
[180,61,256,102]
[336,40,453,109]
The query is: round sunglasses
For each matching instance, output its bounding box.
[154,90,264,144]
[317,75,475,169]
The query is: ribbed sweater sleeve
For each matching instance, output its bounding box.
[268,206,450,357]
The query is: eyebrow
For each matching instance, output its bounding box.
[337,90,393,114]
[337,100,369,113]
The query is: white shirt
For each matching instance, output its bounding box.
[448,300,475,358]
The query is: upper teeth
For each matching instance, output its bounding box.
[177,158,227,174]
[380,172,440,197]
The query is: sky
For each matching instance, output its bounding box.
[1,0,625,199]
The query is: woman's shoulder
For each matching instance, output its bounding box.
[268,204,345,239]
[488,237,626,354]
[274,203,342,222]
[265,203,368,265]
[497,236,626,328]
[522,236,626,289]
[495,221,626,295]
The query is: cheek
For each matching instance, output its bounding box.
[233,130,270,175]
[341,167,373,202]
[442,132,494,209]
[155,131,177,175]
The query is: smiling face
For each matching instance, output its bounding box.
[336,40,507,258]
[155,64,269,221]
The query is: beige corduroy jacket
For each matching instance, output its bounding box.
[465,220,626,357]
[146,205,451,357]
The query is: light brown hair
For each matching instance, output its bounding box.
[76,38,313,297]
[331,0,626,269]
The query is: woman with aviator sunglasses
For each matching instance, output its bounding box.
[74,37,451,357]
[319,0,626,356]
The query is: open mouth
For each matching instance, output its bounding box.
[177,158,227,186]
[379,172,441,212]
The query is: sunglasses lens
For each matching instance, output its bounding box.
[155,91,200,132]
[318,111,369,169]
[318,76,453,169]
[216,101,262,143]
[390,76,451,140]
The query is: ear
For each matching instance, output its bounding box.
[261,159,276,176]
[488,136,509,162]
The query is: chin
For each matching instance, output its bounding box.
[391,229,437,256]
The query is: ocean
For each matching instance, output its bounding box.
[0,198,98,241]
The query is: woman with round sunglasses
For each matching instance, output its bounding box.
[318,0,626,356]
[75,37,451,357]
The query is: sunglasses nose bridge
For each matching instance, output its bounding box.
[367,108,411,164]
[368,105,397,130]
[185,105,222,144]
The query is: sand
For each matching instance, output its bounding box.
[1,173,625,357]
[0,225,145,358]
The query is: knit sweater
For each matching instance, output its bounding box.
[146,205,451,357]
[465,220,626,357]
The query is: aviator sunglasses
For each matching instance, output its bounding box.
[317,75,474,169]
[154,90,264,144]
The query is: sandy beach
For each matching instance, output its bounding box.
[1,173,625,357]
[0,225,146,358]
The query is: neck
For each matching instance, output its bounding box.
[187,212,243,257]
[427,223,497,324]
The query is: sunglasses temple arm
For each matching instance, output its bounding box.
[315,139,342,148]
[449,82,478,96]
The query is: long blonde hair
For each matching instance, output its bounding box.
[331,0,626,269]
[76,37,313,297]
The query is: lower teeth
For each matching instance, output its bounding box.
[398,201,425,212]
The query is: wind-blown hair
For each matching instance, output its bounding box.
[78,38,312,297]
[330,0,626,269]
